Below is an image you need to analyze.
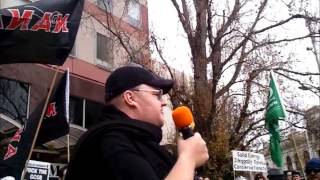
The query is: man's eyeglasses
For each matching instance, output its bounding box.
[306,168,320,175]
[132,89,163,100]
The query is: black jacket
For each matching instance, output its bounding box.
[65,106,176,180]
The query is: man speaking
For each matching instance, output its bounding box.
[65,65,209,180]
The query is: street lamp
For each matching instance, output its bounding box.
[298,85,311,91]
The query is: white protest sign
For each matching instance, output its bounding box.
[232,150,267,172]
[24,160,50,180]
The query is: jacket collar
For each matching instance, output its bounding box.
[101,105,163,143]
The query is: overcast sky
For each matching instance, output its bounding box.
[148,0,320,109]
[148,0,192,74]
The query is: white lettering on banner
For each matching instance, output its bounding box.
[232,150,267,172]
[25,160,50,180]
[38,169,47,175]
[27,168,38,174]
[30,174,42,180]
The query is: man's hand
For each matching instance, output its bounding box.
[177,132,209,168]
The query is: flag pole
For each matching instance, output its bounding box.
[290,132,306,178]
[20,67,60,180]
[66,68,70,164]
[67,134,70,163]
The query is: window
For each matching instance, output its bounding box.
[85,100,104,128]
[96,32,114,67]
[69,43,76,57]
[1,0,32,8]
[126,0,141,27]
[69,96,83,127]
[0,78,29,124]
[69,35,78,57]
[97,0,113,12]
[69,96,104,129]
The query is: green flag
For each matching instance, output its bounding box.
[265,71,286,168]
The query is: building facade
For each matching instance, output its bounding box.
[0,0,177,177]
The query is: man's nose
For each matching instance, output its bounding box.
[160,98,167,106]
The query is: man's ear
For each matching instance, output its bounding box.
[122,90,137,107]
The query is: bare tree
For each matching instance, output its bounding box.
[147,0,320,177]
[0,79,28,124]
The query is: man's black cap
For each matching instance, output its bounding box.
[105,66,173,101]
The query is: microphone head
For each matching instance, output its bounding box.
[172,106,194,129]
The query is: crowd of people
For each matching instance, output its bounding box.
[253,158,320,180]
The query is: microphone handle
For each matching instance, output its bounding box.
[179,127,204,179]
[180,127,194,139]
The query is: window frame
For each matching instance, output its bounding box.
[97,0,113,12]
[125,0,142,28]
[69,39,77,57]
[95,32,114,69]
[69,96,105,129]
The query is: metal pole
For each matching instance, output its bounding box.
[233,170,236,180]
[305,130,313,158]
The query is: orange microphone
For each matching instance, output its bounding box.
[172,106,194,139]
[173,106,205,179]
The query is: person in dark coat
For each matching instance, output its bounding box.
[65,65,209,180]
[305,158,320,180]
[267,168,285,180]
